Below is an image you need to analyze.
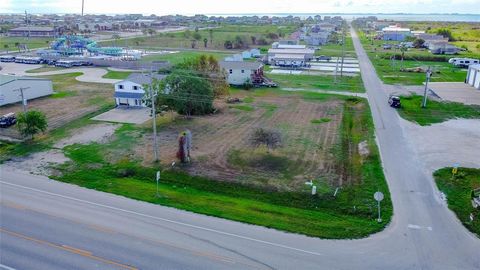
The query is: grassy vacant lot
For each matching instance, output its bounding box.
[102,70,132,79]
[268,73,365,92]
[398,95,480,126]
[0,72,114,134]
[100,24,297,51]
[141,51,230,65]
[40,89,392,239]
[0,37,52,52]
[316,35,356,58]
[434,167,480,237]
[357,30,471,85]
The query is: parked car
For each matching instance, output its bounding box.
[316,55,332,61]
[388,95,401,108]
[0,113,17,128]
[383,44,392,50]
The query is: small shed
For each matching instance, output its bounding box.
[466,64,480,90]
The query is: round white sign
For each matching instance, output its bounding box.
[374,191,384,202]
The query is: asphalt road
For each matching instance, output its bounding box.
[1,26,479,270]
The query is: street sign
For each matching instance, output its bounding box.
[374,191,384,202]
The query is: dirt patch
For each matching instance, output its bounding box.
[55,123,119,148]
[135,94,344,191]
[4,149,69,175]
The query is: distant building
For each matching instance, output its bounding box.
[114,73,165,107]
[8,26,56,38]
[429,41,459,55]
[382,26,411,41]
[219,61,264,85]
[0,74,53,106]
[466,64,480,89]
[415,33,448,47]
[267,48,315,66]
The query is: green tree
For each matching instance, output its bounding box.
[176,55,229,97]
[3,44,9,53]
[17,110,48,140]
[413,38,425,48]
[203,38,208,48]
[155,70,214,116]
[193,32,202,41]
[436,29,455,41]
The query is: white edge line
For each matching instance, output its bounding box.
[0,263,17,270]
[0,181,324,257]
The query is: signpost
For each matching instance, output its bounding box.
[374,191,384,223]
[156,171,160,197]
[452,163,459,176]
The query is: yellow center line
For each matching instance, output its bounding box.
[0,228,137,270]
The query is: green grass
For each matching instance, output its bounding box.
[434,167,480,237]
[311,118,331,124]
[229,104,254,111]
[268,73,365,93]
[0,37,52,52]
[315,35,356,58]
[100,25,297,51]
[47,90,391,239]
[398,95,480,125]
[102,70,132,79]
[356,29,474,85]
[141,51,230,65]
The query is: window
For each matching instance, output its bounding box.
[133,85,138,90]
[118,84,124,90]
[229,69,233,74]
[241,70,245,73]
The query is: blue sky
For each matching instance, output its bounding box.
[1,0,479,15]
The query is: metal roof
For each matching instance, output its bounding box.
[0,74,51,86]
[219,61,263,70]
[121,73,166,85]
[268,48,315,54]
[10,26,54,31]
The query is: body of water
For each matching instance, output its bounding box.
[206,13,480,22]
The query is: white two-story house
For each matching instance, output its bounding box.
[114,73,166,107]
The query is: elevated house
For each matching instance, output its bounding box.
[113,73,165,107]
[267,48,315,66]
[382,26,411,41]
[429,41,459,55]
[219,61,265,86]
[415,33,448,47]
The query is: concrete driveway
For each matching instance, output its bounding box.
[92,107,151,124]
[1,62,121,84]
[429,82,480,105]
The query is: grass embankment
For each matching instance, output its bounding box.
[49,91,391,239]
[141,51,230,65]
[356,30,472,85]
[434,167,480,237]
[102,70,132,79]
[25,65,65,73]
[268,73,365,92]
[101,25,297,51]
[398,95,480,125]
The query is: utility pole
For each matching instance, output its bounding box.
[340,27,345,78]
[149,69,159,162]
[422,67,432,108]
[81,0,85,17]
[14,86,30,113]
